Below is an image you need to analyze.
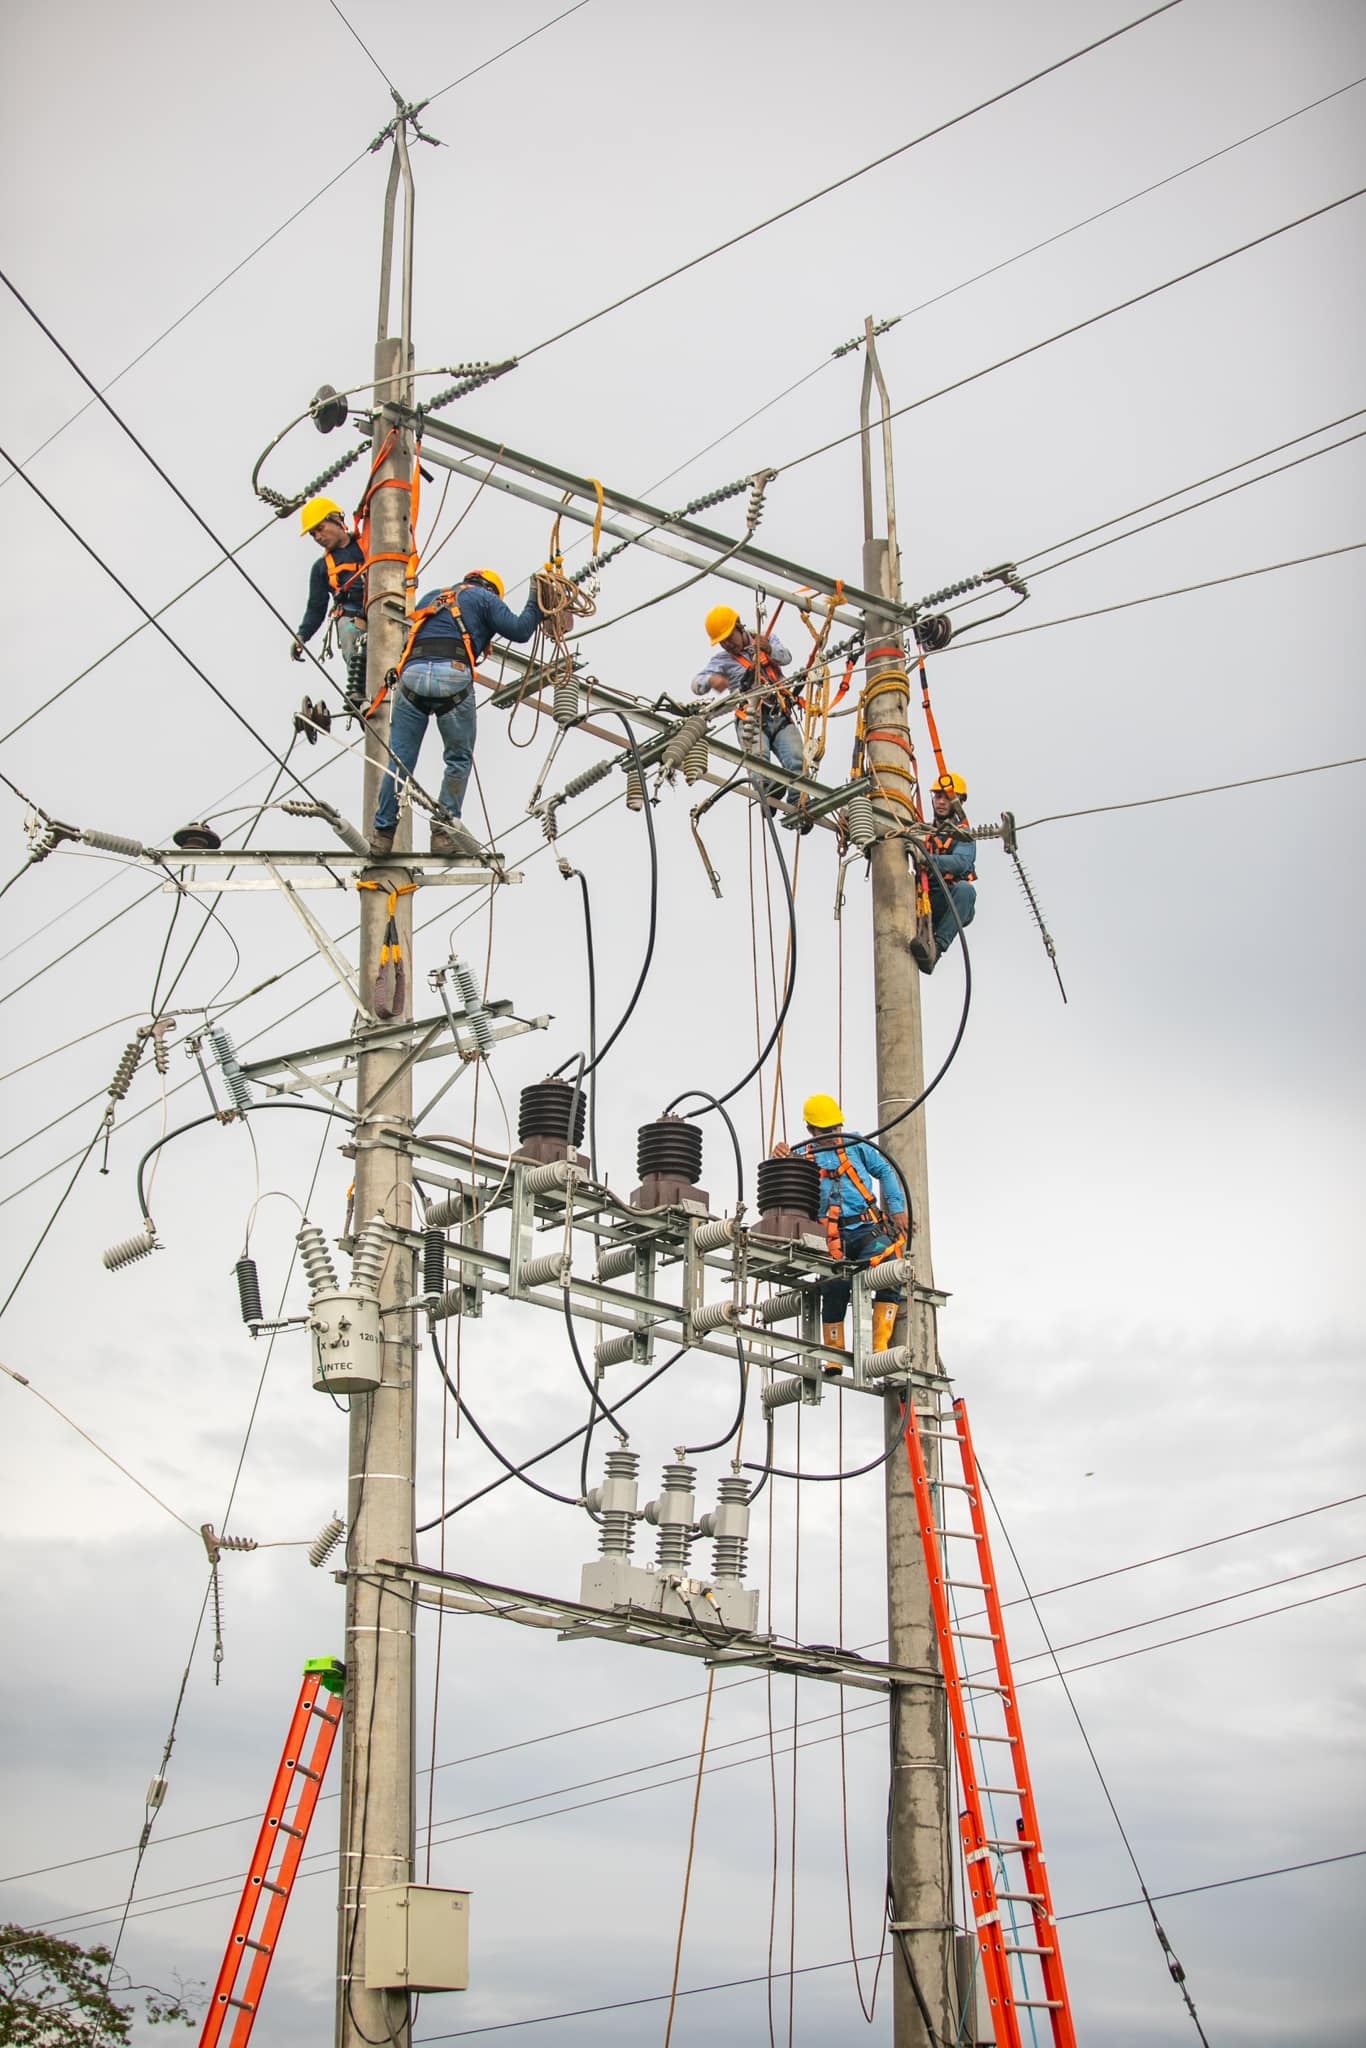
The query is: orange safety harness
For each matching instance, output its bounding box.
[806,1138,906,1268]
[733,607,803,724]
[323,536,367,619]
[393,588,480,683]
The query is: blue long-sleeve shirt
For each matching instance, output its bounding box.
[925,829,976,885]
[690,633,792,698]
[799,1136,905,1224]
[409,581,542,665]
[297,536,366,643]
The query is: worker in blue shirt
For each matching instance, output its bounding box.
[773,1093,908,1362]
[911,772,977,973]
[292,496,367,708]
[371,569,549,859]
[691,603,813,822]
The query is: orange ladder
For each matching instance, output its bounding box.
[199,1658,345,2048]
[904,1398,1077,2048]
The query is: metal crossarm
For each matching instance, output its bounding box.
[904,1398,1077,2048]
[199,1660,345,2048]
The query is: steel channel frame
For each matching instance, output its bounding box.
[411,415,921,634]
[149,848,523,891]
[374,1560,937,1694]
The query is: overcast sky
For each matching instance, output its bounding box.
[1,1,1363,2043]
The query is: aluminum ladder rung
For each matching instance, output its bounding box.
[967,1731,1017,1744]
[950,1627,999,1642]
[984,1836,1035,1851]
[1004,1943,1056,1958]
[932,1526,984,1541]
[937,1479,975,1492]
[1016,2000,1065,2010]
[943,1578,991,1591]
[978,1784,1025,1797]
[996,1890,1045,1903]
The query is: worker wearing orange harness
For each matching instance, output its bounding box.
[691,604,812,820]
[370,569,547,860]
[911,772,977,974]
[291,497,367,700]
[773,1094,908,1362]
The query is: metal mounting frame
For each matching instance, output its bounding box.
[149,848,523,892]
[374,1560,939,1694]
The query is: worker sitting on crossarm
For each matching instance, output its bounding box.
[691,605,814,826]
[774,1093,908,1365]
[370,569,550,861]
[911,772,977,974]
[292,497,367,705]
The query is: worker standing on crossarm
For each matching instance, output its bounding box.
[370,569,550,861]
[773,1094,908,1365]
[911,771,977,974]
[691,605,814,825]
[292,497,367,707]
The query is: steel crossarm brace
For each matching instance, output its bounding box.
[266,861,375,1020]
[411,416,918,633]
[150,847,522,891]
[374,1561,936,1693]
[238,1004,522,1085]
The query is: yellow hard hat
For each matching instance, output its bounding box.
[705,604,740,644]
[934,771,968,799]
[300,495,343,536]
[802,1093,843,1129]
[467,568,505,598]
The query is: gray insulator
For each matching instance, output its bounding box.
[594,1332,637,1369]
[596,1243,638,1281]
[864,1344,914,1382]
[651,1461,696,1572]
[308,1515,346,1568]
[296,1222,339,1298]
[102,1224,159,1273]
[693,1218,738,1253]
[107,1039,145,1104]
[235,1257,263,1324]
[845,793,876,847]
[208,1026,253,1115]
[661,713,709,777]
[708,1475,751,1582]
[524,1160,577,1194]
[350,1218,388,1296]
[540,802,560,842]
[757,1289,805,1325]
[423,1192,465,1230]
[683,730,709,786]
[422,1229,447,1298]
[553,675,579,726]
[625,766,645,812]
[562,758,613,801]
[428,1285,464,1324]
[596,1448,639,1559]
[318,804,371,858]
[692,1299,738,1334]
[452,961,496,1056]
[82,828,148,859]
[857,1255,913,1292]
[521,1249,568,1288]
[762,1375,807,1413]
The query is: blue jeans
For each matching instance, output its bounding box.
[930,877,976,955]
[336,617,365,669]
[374,659,476,833]
[735,711,805,806]
[820,1218,905,1322]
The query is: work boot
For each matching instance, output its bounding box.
[368,827,396,860]
[872,1302,899,1353]
[822,1320,846,1375]
[909,935,936,975]
[430,819,483,860]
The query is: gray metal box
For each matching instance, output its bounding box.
[364,1883,470,1992]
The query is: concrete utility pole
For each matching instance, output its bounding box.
[859,319,955,2045]
[335,125,419,2048]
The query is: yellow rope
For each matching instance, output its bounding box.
[662,1669,717,2045]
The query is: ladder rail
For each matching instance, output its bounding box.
[905,1398,1078,2048]
[200,1669,344,2048]
[954,1397,1077,2046]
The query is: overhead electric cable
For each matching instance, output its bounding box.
[426,0,596,103]
[1020,755,1366,828]
[640,79,1366,502]
[0,1359,197,1534]
[17,1491,1358,1890]
[775,187,1366,478]
[518,2,1186,363]
[326,0,400,92]
[947,540,1366,646]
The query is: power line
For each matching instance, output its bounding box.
[0,1357,198,1534]
[326,0,400,94]
[427,0,597,104]
[518,2,1186,363]
[1020,755,1366,830]
[946,539,1366,646]
[640,79,1366,504]
[775,187,1366,478]
[405,1850,1366,2038]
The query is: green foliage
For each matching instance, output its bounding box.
[0,1925,198,2043]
